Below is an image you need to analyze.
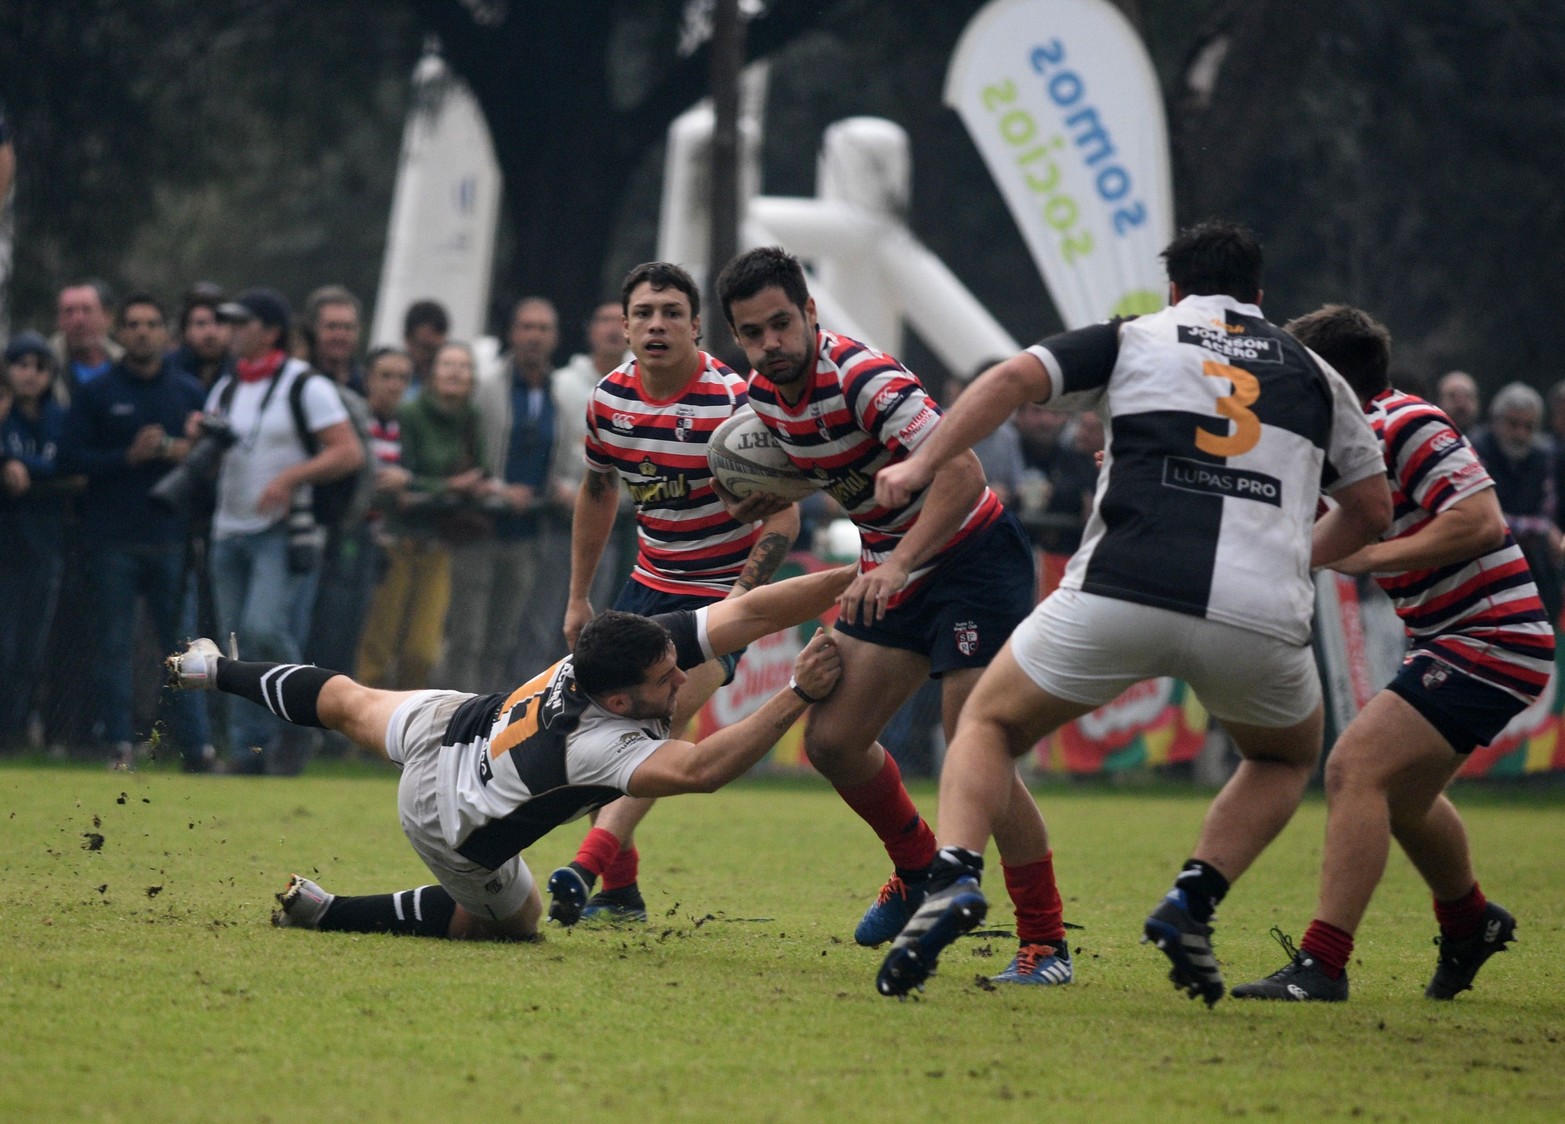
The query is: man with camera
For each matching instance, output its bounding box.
[202,287,364,774]
[60,293,212,770]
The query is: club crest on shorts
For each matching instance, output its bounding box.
[954,620,979,657]
[1422,660,1453,690]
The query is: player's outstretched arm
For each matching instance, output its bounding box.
[626,630,841,796]
[875,351,1051,509]
[703,564,855,657]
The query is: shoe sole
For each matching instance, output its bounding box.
[1144,915,1225,1007]
[876,886,987,997]
[546,869,589,927]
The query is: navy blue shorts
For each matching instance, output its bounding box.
[835,510,1035,676]
[1384,654,1531,754]
[612,579,743,684]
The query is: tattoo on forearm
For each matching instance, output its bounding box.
[735,532,791,591]
[586,470,615,500]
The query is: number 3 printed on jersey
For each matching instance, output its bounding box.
[1196,360,1261,457]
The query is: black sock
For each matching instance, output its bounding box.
[319,885,459,938]
[1174,859,1230,923]
[927,845,984,893]
[214,659,337,728]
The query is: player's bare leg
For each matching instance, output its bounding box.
[1143,703,1322,1006]
[799,636,943,943]
[1315,692,1460,934]
[1187,706,1323,881]
[877,646,1090,995]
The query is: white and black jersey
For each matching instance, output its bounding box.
[1027,294,1383,646]
[433,609,717,870]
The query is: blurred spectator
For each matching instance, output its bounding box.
[1548,379,1565,444]
[554,299,635,605]
[361,346,414,503]
[168,283,234,390]
[401,299,449,401]
[1471,381,1561,623]
[303,284,365,394]
[1014,399,1096,556]
[50,280,121,404]
[304,346,412,685]
[443,298,564,691]
[60,295,212,771]
[0,333,69,753]
[358,341,487,690]
[1435,370,1482,437]
[299,286,378,679]
[944,368,1023,509]
[207,287,363,773]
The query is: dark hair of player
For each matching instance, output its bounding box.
[1285,304,1393,401]
[1160,220,1264,304]
[620,262,701,320]
[716,245,811,326]
[573,610,676,698]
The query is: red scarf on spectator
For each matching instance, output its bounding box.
[236,349,287,383]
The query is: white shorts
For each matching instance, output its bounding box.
[1010,588,1321,728]
[387,690,536,921]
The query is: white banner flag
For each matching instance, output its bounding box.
[371,52,501,347]
[945,0,1174,328]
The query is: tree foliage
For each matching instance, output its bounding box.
[0,0,419,328]
[3,0,1562,392]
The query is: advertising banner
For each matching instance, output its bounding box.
[945,0,1174,327]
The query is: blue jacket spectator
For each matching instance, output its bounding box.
[59,296,213,770]
[0,332,70,752]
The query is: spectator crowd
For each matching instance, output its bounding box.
[2,275,1560,777]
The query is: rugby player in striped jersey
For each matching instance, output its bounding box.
[551,262,800,927]
[1231,304,1551,1001]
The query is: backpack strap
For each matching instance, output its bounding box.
[287,365,323,455]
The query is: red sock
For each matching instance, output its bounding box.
[832,751,936,872]
[1433,882,1487,938]
[1300,919,1354,979]
[1003,853,1065,948]
[602,844,640,891]
[572,827,621,879]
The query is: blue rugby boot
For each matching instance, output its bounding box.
[875,877,988,997]
[854,872,929,947]
[991,941,1074,986]
[1143,889,1225,1007]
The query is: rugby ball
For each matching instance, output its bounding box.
[707,406,820,501]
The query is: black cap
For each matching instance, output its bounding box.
[4,330,56,367]
[218,287,291,334]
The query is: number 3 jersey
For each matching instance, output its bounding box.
[1027,294,1384,647]
[433,609,716,870]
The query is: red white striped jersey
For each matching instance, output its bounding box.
[747,330,1003,607]
[583,351,759,596]
[1366,389,1554,700]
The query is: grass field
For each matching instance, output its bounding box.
[2,757,1562,1122]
